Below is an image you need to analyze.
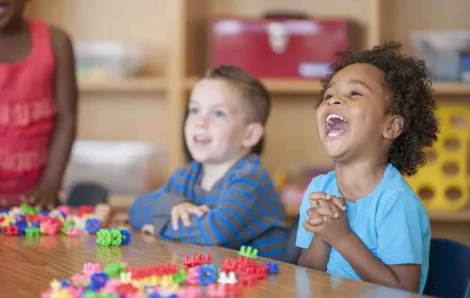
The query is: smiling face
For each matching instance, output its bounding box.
[0,0,25,29]
[316,63,399,163]
[184,78,263,165]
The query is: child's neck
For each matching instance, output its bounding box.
[0,19,24,37]
[200,154,247,191]
[334,160,388,202]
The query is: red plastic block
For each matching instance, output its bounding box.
[116,283,138,295]
[3,225,19,236]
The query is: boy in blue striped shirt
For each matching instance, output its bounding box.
[130,65,288,260]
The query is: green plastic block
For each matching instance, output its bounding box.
[239,245,258,258]
[172,268,186,283]
[104,263,126,278]
[25,227,40,238]
[96,229,112,246]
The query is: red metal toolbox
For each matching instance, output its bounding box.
[209,17,352,79]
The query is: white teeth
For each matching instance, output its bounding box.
[328,131,340,137]
[195,136,210,141]
[326,113,346,123]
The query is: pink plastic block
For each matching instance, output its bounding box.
[66,226,80,236]
[186,266,200,284]
[41,219,60,236]
[56,205,72,216]
[177,287,202,298]
[71,273,89,287]
[100,278,121,294]
[83,263,101,276]
[206,284,226,297]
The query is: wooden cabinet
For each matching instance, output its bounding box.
[27,0,470,243]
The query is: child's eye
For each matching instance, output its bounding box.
[349,91,362,97]
[188,107,199,114]
[214,110,226,118]
[323,94,332,101]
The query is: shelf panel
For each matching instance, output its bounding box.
[185,77,323,94]
[79,77,167,93]
[187,77,470,96]
[284,203,470,223]
[432,82,470,96]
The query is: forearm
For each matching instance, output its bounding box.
[41,116,76,187]
[161,209,257,247]
[335,233,400,288]
[298,236,331,270]
[129,191,189,230]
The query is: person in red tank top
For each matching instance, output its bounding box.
[0,0,77,209]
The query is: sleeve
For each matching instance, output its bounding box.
[295,178,318,249]
[159,168,285,248]
[376,192,429,265]
[129,166,195,231]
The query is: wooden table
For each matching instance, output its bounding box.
[0,233,428,298]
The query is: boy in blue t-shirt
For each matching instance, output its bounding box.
[296,42,439,294]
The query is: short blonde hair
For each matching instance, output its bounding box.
[202,65,271,125]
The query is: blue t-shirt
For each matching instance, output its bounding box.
[296,164,431,293]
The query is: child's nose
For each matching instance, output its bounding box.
[195,114,209,127]
[327,97,345,106]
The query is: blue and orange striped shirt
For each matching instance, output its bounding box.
[129,154,289,260]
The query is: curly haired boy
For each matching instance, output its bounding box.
[296,42,439,294]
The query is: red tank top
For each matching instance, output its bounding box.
[0,19,56,206]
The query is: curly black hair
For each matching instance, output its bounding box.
[319,42,439,176]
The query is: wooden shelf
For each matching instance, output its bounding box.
[427,210,470,223]
[186,77,470,97]
[284,203,470,223]
[79,77,167,93]
[185,77,323,94]
[432,82,470,96]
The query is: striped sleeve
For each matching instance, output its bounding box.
[129,165,196,231]
[160,164,286,249]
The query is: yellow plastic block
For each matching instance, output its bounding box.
[406,105,470,211]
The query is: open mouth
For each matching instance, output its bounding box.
[193,135,212,145]
[325,113,349,137]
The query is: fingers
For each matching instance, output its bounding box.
[330,196,346,211]
[181,210,191,227]
[309,192,330,206]
[199,205,210,213]
[308,216,325,226]
[303,219,323,233]
[141,224,155,235]
[171,209,181,230]
[189,206,206,217]
[306,207,316,218]
[313,206,338,218]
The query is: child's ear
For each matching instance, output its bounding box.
[383,115,404,140]
[243,123,264,148]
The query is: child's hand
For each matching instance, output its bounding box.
[23,182,59,210]
[141,224,156,235]
[171,202,209,230]
[303,207,327,233]
[310,202,352,248]
[309,192,346,220]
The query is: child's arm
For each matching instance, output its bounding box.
[295,181,332,269]
[129,166,198,231]
[313,194,425,292]
[27,27,78,209]
[297,236,331,270]
[333,231,421,292]
[155,169,284,247]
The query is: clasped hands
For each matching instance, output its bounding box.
[303,192,353,248]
